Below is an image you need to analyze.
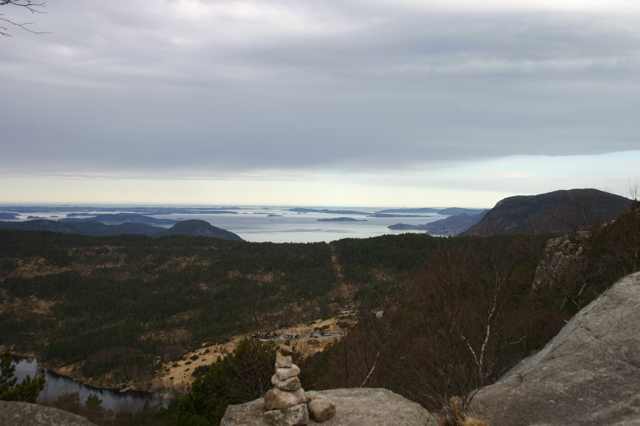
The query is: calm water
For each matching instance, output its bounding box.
[13,358,172,411]
[153,206,446,243]
[5,205,449,243]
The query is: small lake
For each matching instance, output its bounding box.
[12,357,173,412]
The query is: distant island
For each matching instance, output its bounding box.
[60,213,181,226]
[290,208,371,215]
[317,217,367,222]
[377,207,440,214]
[367,213,427,218]
[0,218,244,241]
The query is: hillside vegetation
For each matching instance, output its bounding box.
[0,231,438,390]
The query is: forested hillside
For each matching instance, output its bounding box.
[0,231,440,390]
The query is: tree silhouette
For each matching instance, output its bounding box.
[0,0,48,37]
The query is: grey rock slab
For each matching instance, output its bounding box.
[264,403,310,426]
[272,374,302,391]
[0,401,97,426]
[220,398,267,426]
[471,272,640,426]
[264,387,308,410]
[275,364,300,381]
[221,388,437,426]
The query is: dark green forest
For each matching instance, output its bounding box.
[0,230,442,388]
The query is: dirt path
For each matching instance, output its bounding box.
[153,315,355,393]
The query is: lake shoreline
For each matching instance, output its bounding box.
[10,353,176,408]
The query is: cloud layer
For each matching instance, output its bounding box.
[0,0,638,201]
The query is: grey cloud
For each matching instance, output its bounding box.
[1,1,639,177]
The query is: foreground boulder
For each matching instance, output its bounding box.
[471,271,640,426]
[221,388,437,426]
[307,393,336,422]
[0,401,97,426]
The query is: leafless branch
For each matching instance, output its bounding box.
[360,346,383,387]
[0,0,48,37]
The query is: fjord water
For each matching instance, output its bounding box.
[6,205,448,242]
[152,206,446,242]
[13,358,172,411]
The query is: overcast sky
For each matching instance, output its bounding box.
[1,0,638,207]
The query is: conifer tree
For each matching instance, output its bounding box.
[0,348,46,403]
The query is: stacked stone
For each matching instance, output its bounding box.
[263,345,336,425]
[264,345,309,426]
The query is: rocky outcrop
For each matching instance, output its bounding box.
[470,272,640,426]
[0,401,97,426]
[221,388,437,426]
[531,231,591,291]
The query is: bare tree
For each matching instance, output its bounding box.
[328,290,407,390]
[0,0,48,37]
[599,184,640,277]
[387,236,555,411]
[300,235,563,414]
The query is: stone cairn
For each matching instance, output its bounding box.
[264,345,336,426]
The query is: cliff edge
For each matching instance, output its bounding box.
[471,271,640,426]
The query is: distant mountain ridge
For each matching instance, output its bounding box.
[60,213,180,226]
[0,219,244,241]
[460,189,632,237]
[388,210,488,236]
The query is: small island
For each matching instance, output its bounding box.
[367,213,426,218]
[0,212,18,220]
[317,217,367,222]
